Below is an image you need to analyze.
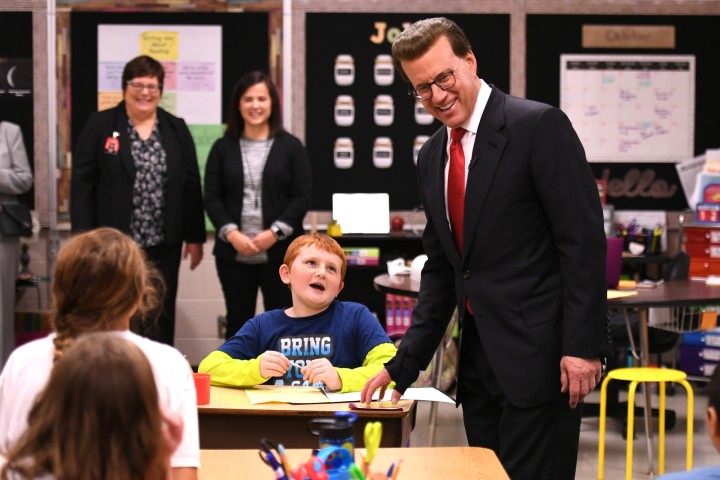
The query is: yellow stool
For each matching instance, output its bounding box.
[598,367,694,480]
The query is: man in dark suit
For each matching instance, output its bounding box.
[361,18,608,480]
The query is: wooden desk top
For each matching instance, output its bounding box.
[199,385,415,419]
[200,446,510,479]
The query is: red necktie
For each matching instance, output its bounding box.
[448,128,466,251]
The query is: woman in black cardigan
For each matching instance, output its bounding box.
[204,71,312,338]
[71,55,206,348]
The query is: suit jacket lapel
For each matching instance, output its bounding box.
[462,89,507,258]
[425,133,462,266]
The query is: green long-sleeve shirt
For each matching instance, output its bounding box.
[199,342,397,393]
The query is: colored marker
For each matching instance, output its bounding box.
[277,443,294,480]
[391,459,402,480]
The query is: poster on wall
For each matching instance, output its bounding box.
[560,54,695,163]
[0,58,32,98]
[305,13,510,210]
[97,24,222,124]
[0,57,34,209]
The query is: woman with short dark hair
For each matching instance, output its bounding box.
[71,55,206,347]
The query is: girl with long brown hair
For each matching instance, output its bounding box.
[0,227,199,480]
[0,334,181,480]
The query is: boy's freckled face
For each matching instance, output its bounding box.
[280,246,345,315]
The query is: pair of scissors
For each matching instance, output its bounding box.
[259,438,289,480]
[363,421,382,474]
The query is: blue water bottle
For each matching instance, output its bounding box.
[307,411,358,456]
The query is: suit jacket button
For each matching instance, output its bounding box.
[462,271,471,279]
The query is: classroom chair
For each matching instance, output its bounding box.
[597,367,694,480]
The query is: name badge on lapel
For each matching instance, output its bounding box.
[104,131,120,155]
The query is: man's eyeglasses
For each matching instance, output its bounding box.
[408,59,460,102]
[126,82,162,94]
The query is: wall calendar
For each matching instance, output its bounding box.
[560,54,695,163]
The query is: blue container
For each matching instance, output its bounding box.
[307,411,358,456]
[316,445,356,480]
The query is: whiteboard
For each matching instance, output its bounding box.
[560,54,694,163]
[97,25,222,124]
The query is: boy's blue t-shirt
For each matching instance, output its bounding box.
[217,300,392,387]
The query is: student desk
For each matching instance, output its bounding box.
[199,446,510,479]
[198,386,417,449]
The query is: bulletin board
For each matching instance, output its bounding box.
[304,13,510,210]
[526,14,720,210]
[96,24,223,124]
[70,11,269,148]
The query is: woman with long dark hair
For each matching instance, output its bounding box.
[0,228,199,480]
[205,71,312,338]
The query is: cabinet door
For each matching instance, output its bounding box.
[685,227,720,245]
[685,243,720,259]
[689,257,720,276]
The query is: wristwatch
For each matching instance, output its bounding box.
[271,224,287,241]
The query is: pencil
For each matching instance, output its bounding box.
[277,443,293,480]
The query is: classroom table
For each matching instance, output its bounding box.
[374,275,720,372]
[198,385,417,449]
[199,446,510,479]
[373,273,420,298]
[608,280,720,362]
[607,279,720,475]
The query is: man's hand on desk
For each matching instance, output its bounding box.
[560,356,602,408]
[361,368,402,405]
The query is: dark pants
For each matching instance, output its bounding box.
[215,257,291,338]
[141,243,182,346]
[459,317,582,480]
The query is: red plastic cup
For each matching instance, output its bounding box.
[193,373,211,405]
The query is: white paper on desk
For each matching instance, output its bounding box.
[387,258,411,276]
[402,387,455,403]
[325,387,455,404]
[245,385,330,404]
[607,290,639,299]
